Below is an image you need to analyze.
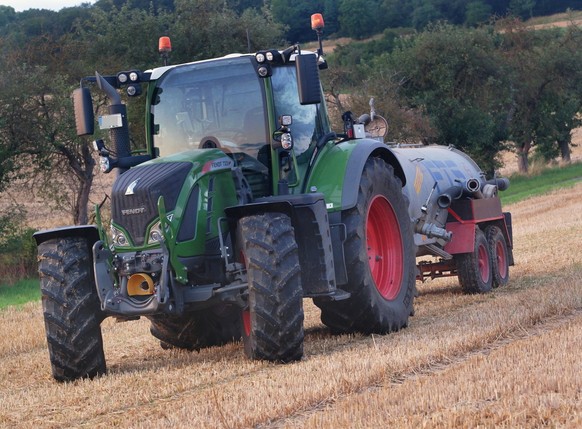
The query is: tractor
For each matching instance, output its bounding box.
[34,14,512,382]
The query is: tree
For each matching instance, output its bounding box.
[380,0,413,28]
[465,1,493,26]
[172,0,285,62]
[338,0,380,39]
[508,0,536,19]
[411,0,443,30]
[322,0,340,35]
[379,23,512,174]
[73,4,171,72]
[500,21,582,171]
[0,63,96,225]
[271,0,323,43]
[0,5,16,28]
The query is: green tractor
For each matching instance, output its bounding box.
[34,14,511,382]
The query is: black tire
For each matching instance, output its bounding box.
[37,237,106,382]
[315,157,416,334]
[455,227,493,293]
[148,305,242,351]
[237,213,304,362]
[485,225,510,288]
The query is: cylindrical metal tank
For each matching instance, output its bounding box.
[389,145,487,251]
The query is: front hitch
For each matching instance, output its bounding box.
[92,241,171,316]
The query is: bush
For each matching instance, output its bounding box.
[0,211,37,284]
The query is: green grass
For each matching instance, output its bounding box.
[0,278,40,310]
[500,162,582,205]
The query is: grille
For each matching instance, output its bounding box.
[111,162,191,246]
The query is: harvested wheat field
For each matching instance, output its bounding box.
[1,182,582,428]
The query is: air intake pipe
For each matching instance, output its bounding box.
[95,72,132,173]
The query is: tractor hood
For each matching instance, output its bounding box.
[110,149,234,248]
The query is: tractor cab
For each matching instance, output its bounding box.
[147,52,330,198]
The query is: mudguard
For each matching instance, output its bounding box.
[226,193,338,297]
[305,138,406,212]
[33,225,101,247]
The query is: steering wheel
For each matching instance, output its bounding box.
[199,136,225,150]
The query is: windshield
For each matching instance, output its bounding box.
[151,57,267,158]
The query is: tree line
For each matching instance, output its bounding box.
[326,18,582,175]
[0,0,581,233]
[2,0,582,43]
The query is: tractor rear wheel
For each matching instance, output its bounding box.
[485,225,509,288]
[237,213,304,362]
[149,305,241,351]
[455,227,493,293]
[37,237,106,382]
[315,157,416,334]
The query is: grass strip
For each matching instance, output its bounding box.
[500,162,582,204]
[0,278,40,310]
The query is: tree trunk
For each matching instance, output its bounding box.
[516,140,531,174]
[558,138,571,163]
[73,144,96,225]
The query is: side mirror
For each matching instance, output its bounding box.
[295,54,321,105]
[72,87,94,136]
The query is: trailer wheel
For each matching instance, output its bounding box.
[455,227,493,293]
[237,213,304,362]
[316,157,416,334]
[37,237,106,382]
[485,225,509,288]
[149,305,241,351]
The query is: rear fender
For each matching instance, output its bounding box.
[305,139,406,212]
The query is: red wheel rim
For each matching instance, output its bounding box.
[239,249,251,336]
[477,242,490,283]
[366,195,404,300]
[495,240,507,279]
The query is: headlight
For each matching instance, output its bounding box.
[117,73,128,84]
[281,132,293,150]
[99,156,110,173]
[111,225,130,247]
[147,221,163,245]
[255,52,265,63]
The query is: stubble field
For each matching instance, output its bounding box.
[1,181,581,428]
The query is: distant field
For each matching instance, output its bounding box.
[0,174,580,427]
[525,10,582,28]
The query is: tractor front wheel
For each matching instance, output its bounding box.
[237,213,304,362]
[37,237,106,382]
